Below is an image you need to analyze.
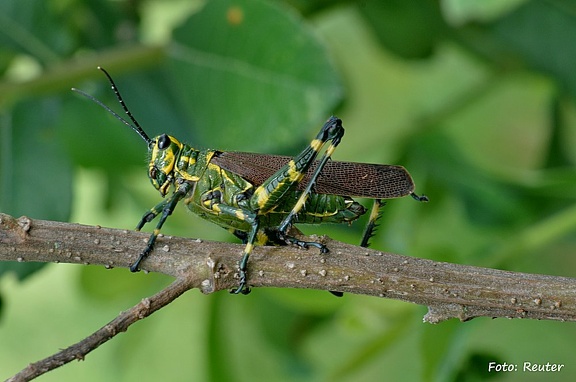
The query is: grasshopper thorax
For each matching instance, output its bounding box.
[148,134,183,196]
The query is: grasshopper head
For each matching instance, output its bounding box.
[72,68,183,198]
[148,134,183,196]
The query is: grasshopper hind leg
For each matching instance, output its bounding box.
[276,117,344,251]
[359,199,386,248]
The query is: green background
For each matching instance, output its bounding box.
[1,0,576,381]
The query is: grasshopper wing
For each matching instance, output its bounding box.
[211,152,415,199]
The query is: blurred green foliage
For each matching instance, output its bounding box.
[1,0,576,381]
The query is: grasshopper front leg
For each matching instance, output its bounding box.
[131,181,192,272]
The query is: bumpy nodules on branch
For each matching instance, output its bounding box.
[1,212,576,322]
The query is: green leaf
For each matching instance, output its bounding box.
[490,0,576,97]
[0,97,72,281]
[411,131,530,227]
[0,0,71,64]
[0,97,72,221]
[0,0,141,71]
[167,0,343,151]
[356,0,446,59]
[427,323,504,382]
[60,88,151,170]
[78,266,171,303]
[421,319,462,381]
[453,352,505,382]
[544,95,574,168]
[0,262,45,281]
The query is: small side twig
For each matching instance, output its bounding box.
[5,277,194,382]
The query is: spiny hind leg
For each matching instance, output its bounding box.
[250,117,344,216]
[277,118,344,249]
[359,199,386,248]
[359,193,425,248]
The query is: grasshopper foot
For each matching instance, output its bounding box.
[411,192,429,202]
[299,238,328,253]
[231,270,251,295]
[279,233,328,253]
[129,250,149,272]
[231,253,251,295]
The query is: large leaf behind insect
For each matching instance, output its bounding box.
[167,0,343,152]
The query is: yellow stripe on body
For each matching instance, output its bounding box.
[305,210,338,218]
[221,170,236,186]
[177,153,198,181]
[179,154,196,166]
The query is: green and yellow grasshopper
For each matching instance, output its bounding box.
[73,67,427,294]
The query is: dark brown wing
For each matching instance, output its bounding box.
[211,151,415,199]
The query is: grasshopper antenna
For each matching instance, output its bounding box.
[71,67,152,145]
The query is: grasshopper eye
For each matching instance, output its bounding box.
[158,134,171,150]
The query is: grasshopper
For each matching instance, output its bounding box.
[73,67,427,294]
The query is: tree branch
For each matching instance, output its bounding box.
[2,212,576,320]
[2,211,576,380]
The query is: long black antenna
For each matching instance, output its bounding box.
[71,66,152,145]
